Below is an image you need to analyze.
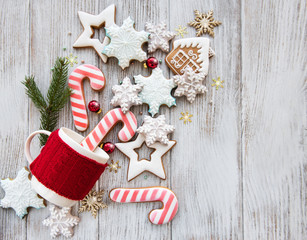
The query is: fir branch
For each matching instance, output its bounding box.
[23,57,72,146]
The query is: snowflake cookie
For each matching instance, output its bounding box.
[145,22,176,53]
[0,167,46,218]
[103,17,149,69]
[110,77,142,113]
[134,68,176,116]
[137,115,175,146]
[78,190,107,218]
[173,67,207,103]
[43,205,80,238]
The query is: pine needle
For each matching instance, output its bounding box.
[22,57,72,146]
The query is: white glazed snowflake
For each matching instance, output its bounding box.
[43,205,80,238]
[137,115,175,145]
[134,68,176,116]
[173,67,207,103]
[0,167,45,218]
[103,17,149,69]
[145,22,176,53]
[110,77,143,113]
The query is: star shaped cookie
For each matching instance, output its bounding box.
[115,134,176,181]
[173,67,207,103]
[137,115,175,146]
[43,205,80,238]
[73,4,116,62]
[134,67,176,116]
[0,167,46,218]
[145,22,176,53]
[110,77,143,113]
[103,17,149,69]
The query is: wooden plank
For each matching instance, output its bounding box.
[241,0,307,239]
[0,0,30,239]
[169,0,243,239]
[97,0,171,239]
[27,0,100,239]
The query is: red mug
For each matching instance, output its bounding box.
[25,127,109,207]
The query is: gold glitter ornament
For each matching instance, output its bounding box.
[189,10,221,37]
[108,160,121,173]
[212,77,224,90]
[175,25,188,38]
[179,111,193,124]
[78,190,107,218]
[66,53,78,67]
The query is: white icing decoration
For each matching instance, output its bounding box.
[110,77,143,113]
[42,205,80,238]
[173,67,207,103]
[166,37,212,75]
[0,167,45,218]
[145,22,176,53]
[115,134,176,181]
[134,68,176,116]
[73,4,116,63]
[137,115,175,146]
[103,17,149,69]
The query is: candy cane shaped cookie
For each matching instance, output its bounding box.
[69,64,106,131]
[109,187,178,225]
[81,108,137,151]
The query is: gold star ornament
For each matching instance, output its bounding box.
[189,10,221,37]
[212,77,224,90]
[78,190,107,218]
[175,25,188,38]
[179,112,193,124]
[108,160,121,173]
[66,54,78,67]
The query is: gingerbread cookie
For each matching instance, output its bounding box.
[165,37,214,75]
[115,134,176,181]
[73,4,116,63]
[103,17,149,69]
[109,186,178,225]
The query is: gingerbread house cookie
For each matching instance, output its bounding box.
[165,37,214,75]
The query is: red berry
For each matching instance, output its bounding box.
[103,142,115,154]
[146,57,159,69]
[88,100,101,112]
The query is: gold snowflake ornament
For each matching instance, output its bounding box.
[179,112,193,124]
[175,25,188,38]
[78,190,107,218]
[212,77,224,90]
[66,53,78,67]
[108,160,121,173]
[189,10,221,37]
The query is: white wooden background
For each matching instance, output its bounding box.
[0,0,306,239]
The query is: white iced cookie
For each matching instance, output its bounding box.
[134,68,176,116]
[43,205,80,238]
[173,67,207,103]
[103,17,149,69]
[137,115,175,146]
[73,4,116,63]
[110,77,143,113]
[0,167,46,218]
[116,134,176,181]
[145,22,176,53]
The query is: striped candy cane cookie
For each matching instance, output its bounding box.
[81,108,137,151]
[69,64,106,131]
[109,187,178,225]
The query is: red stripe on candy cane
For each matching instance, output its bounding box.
[109,187,178,225]
[68,64,106,131]
[80,108,137,152]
